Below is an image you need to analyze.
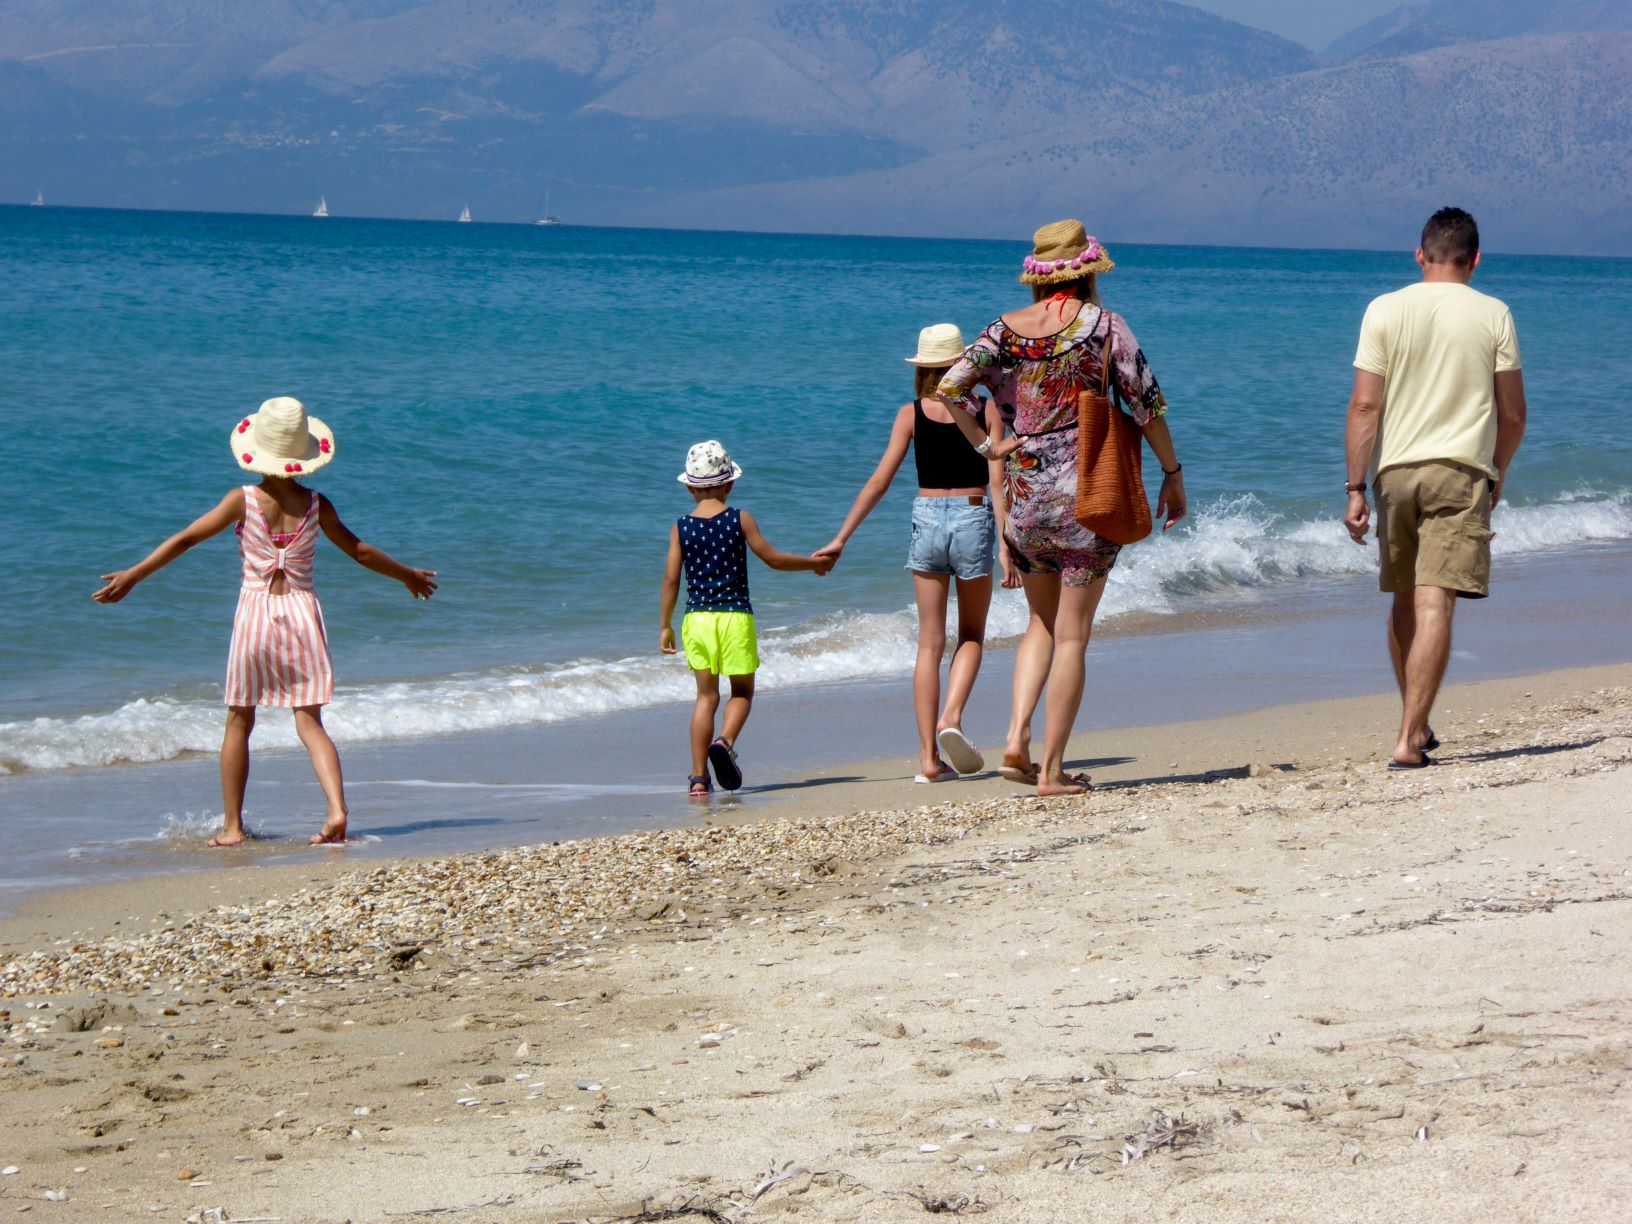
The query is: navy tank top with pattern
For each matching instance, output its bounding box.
[678,506,752,614]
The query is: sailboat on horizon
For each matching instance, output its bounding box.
[30,190,44,207]
[457,203,472,223]
[533,190,560,226]
[313,195,329,217]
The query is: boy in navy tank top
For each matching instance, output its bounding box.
[660,441,833,796]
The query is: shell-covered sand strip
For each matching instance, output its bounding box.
[3,689,1627,999]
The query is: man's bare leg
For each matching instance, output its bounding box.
[1389,593,1435,754]
[1394,585,1456,765]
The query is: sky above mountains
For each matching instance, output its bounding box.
[2,0,1627,254]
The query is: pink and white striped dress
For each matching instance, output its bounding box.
[224,486,334,708]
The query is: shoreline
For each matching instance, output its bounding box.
[3,539,1630,907]
[1,668,1627,1220]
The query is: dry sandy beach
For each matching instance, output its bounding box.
[2,665,1629,1222]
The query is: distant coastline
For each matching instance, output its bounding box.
[4,202,1628,262]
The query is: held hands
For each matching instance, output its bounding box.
[1156,471,1188,532]
[1344,491,1371,544]
[998,542,1022,589]
[660,626,678,655]
[811,539,843,576]
[402,569,439,600]
[92,569,140,604]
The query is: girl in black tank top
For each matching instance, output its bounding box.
[913,399,993,489]
[815,324,1017,786]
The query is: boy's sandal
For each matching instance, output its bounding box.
[707,738,743,792]
[688,775,713,796]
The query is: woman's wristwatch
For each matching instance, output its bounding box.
[1346,480,1367,494]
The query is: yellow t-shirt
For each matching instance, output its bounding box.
[1354,281,1521,478]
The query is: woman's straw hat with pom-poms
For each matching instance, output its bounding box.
[1019,219,1115,285]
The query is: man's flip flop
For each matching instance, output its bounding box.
[936,727,985,775]
[914,767,955,784]
[1423,732,1441,752]
[708,738,743,791]
[1387,754,1433,770]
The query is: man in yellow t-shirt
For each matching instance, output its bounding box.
[1343,207,1528,770]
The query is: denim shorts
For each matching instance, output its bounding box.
[907,496,995,580]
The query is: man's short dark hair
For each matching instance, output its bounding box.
[1420,207,1479,267]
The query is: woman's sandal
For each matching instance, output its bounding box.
[688,775,713,796]
[1038,772,1094,797]
[999,757,1041,785]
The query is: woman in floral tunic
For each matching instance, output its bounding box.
[936,220,1188,797]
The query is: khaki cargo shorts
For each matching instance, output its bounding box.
[1374,461,1494,598]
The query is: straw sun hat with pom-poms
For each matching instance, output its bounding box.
[1019,219,1115,285]
[230,396,334,477]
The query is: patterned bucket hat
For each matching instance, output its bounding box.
[678,440,743,487]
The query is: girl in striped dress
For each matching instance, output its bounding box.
[94,397,437,846]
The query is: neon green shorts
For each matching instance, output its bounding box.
[681,611,759,676]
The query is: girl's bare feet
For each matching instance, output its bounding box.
[208,829,248,848]
[309,813,348,845]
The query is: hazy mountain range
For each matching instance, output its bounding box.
[2,0,1628,253]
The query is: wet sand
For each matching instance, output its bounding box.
[1,665,1629,1221]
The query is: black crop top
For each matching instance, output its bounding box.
[912,399,991,490]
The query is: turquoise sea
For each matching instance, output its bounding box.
[1,207,1629,893]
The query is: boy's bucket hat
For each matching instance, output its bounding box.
[1020,219,1115,285]
[231,397,334,476]
[905,323,967,366]
[678,440,742,487]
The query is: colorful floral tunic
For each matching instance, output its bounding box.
[937,305,1167,585]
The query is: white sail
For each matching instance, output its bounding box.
[534,189,560,225]
[30,190,44,207]
[458,203,472,223]
[313,195,329,217]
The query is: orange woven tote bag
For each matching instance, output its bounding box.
[1072,326,1152,546]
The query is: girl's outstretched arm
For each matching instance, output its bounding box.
[318,498,438,599]
[814,404,913,563]
[93,489,244,603]
[659,523,683,654]
[740,511,834,575]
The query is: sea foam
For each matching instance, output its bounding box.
[2,493,1626,775]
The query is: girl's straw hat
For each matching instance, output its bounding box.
[905,323,967,367]
[231,397,335,477]
[1019,219,1115,285]
[678,439,743,487]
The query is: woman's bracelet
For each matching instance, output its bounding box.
[1162,461,1182,476]
[975,436,995,456]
